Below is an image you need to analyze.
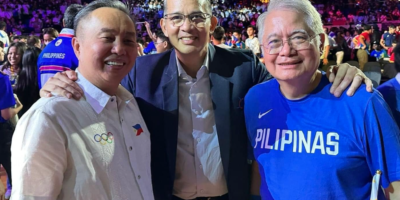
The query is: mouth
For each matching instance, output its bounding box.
[278,60,303,66]
[104,61,125,66]
[179,36,197,43]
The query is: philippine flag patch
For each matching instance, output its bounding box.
[133,124,143,136]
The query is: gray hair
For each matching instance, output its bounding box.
[257,0,324,46]
[163,0,212,15]
[74,0,133,36]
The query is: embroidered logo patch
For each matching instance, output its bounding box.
[133,124,143,136]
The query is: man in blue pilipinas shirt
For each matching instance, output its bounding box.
[380,25,397,50]
[245,0,400,199]
[37,4,83,88]
[377,44,400,126]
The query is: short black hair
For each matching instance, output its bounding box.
[63,4,84,29]
[394,44,400,72]
[233,29,241,35]
[156,31,169,43]
[27,36,40,46]
[247,25,256,31]
[389,25,396,29]
[363,24,371,31]
[212,26,225,41]
[74,0,133,36]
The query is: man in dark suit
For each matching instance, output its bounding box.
[40,0,372,199]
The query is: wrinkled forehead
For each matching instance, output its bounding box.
[263,11,311,39]
[165,0,211,14]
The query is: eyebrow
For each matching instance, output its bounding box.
[99,28,136,37]
[266,29,309,40]
[165,10,204,15]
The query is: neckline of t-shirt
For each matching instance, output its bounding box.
[273,72,329,104]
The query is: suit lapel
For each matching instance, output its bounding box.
[209,45,232,178]
[161,49,179,179]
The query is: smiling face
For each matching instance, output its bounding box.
[73,7,137,89]
[160,0,217,57]
[262,9,320,82]
[7,46,22,67]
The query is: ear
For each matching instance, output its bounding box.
[160,18,168,37]
[210,16,218,33]
[163,41,168,48]
[72,37,81,60]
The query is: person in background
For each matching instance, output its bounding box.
[245,25,260,57]
[37,4,83,88]
[27,36,41,49]
[155,32,172,53]
[0,70,23,200]
[0,42,27,86]
[42,28,59,48]
[333,31,349,65]
[231,29,245,49]
[380,25,396,50]
[371,44,388,61]
[357,25,372,70]
[211,26,231,48]
[11,1,154,199]
[13,46,41,118]
[389,42,398,63]
[0,41,4,63]
[378,44,400,126]
[0,21,9,54]
[246,0,400,199]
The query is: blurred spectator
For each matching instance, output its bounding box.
[29,14,43,33]
[245,25,260,57]
[0,42,27,85]
[0,21,10,53]
[42,27,59,47]
[211,26,231,48]
[13,46,41,118]
[155,32,171,53]
[27,36,41,49]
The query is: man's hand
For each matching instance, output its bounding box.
[144,21,150,29]
[327,63,373,97]
[323,58,328,65]
[40,71,83,100]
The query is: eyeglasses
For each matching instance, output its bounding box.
[261,34,317,55]
[164,12,212,28]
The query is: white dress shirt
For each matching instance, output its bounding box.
[11,71,154,200]
[173,55,228,199]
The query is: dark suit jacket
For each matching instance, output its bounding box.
[121,44,271,200]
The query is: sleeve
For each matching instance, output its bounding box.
[143,41,155,54]
[121,60,136,96]
[11,108,67,200]
[253,39,260,55]
[0,75,16,110]
[363,91,400,188]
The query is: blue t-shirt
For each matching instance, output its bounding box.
[377,77,400,126]
[37,28,78,89]
[0,73,16,123]
[244,74,400,200]
[382,32,396,47]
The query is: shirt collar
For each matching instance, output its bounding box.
[396,73,400,84]
[176,51,209,78]
[75,70,133,114]
[59,28,74,38]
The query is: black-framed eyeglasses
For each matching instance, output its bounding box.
[164,12,212,28]
[261,34,317,55]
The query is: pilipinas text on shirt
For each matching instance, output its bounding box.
[254,128,339,156]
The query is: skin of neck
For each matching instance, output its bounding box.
[278,70,322,100]
[212,39,222,45]
[176,46,208,78]
[78,69,120,96]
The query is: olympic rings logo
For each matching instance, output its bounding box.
[94,132,114,145]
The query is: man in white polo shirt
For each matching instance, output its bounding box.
[11,1,154,200]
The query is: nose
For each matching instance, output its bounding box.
[111,39,127,56]
[279,41,296,57]
[180,17,194,31]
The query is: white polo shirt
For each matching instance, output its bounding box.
[11,71,154,200]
